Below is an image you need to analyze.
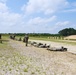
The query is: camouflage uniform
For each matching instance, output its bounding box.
[0,34,1,39]
[24,34,29,46]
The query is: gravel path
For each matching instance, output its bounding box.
[8,40,76,75]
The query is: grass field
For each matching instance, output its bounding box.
[29,37,76,45]
[0,35,76,45]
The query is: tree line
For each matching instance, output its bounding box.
[0,28,76,37]
[11,28,76,37]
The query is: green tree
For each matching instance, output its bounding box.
[58,28,76,36]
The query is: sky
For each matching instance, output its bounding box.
[0,0,76,33]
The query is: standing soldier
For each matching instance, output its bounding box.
[13,34,15,40]
[0,34,2,39]
[0,34,2,43]
[24,34,29,46]
[18,37,22,41]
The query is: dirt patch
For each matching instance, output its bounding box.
[65,35,76,40]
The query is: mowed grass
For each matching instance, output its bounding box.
[8,34,76,45]
[30,37,76,45]
[1,35,76,45]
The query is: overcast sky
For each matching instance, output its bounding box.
[0,0,76,33]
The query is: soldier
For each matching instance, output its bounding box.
[0,34,1,39]
[18,37,22,41]
[0,34,2,43]
[24,34,29,46]
[13,34,15,40]
[10,35,12,39]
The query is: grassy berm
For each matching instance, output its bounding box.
[0,40,76,75]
